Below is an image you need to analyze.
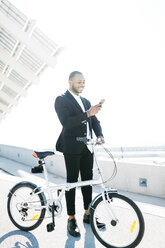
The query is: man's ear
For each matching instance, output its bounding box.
[69,79,72,88]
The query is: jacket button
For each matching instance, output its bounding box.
[84,133,87,135]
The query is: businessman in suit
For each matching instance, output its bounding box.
[55,71,104,237]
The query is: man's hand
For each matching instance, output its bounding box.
[96,136,105,145]
[87,104,102,117]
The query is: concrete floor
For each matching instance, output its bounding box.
[0,157,165,248]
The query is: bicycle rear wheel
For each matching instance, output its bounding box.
[7,181,46,231]
[90,193,145,248]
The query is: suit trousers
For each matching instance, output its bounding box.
[64,145,93,216]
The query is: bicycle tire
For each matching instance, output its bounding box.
[90,193,145,248]
[7,181,46,231]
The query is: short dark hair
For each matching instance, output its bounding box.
[69,71,83,80]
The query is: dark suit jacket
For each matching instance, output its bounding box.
[55,90,103,154]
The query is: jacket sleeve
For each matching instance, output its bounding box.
[55,96,88,130]
[91,115,103,137]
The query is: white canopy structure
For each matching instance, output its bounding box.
[0,0,61,121]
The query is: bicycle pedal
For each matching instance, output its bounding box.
[31,165,43,173]
[47,223,55,232]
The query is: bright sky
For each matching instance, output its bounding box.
[0,0,165,149]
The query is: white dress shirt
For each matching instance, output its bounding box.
[69,90,91,140]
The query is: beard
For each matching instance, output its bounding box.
[71,85,84,94]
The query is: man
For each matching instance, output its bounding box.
[55,71,104,237]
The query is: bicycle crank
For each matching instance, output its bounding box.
[47,202,56,232]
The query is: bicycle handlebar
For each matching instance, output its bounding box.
[76,137,103,145]
[76,137,90,144]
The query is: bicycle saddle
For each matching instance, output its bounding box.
[32,151,55,159]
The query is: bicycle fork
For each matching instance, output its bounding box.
[90,189,119,226]
[102,191,119,226]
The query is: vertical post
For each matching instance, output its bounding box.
[42,160,53,201]
[93,145,104,187]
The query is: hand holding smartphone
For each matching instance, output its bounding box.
[99,99,105,105]
[87,99,105,117]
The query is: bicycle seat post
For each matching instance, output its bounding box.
[41,158,49,187]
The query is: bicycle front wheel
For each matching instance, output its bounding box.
[7,181,46,231]
[90,193,145,248]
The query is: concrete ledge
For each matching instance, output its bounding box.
[0,144,165,198]
[0,144,66,177]
[0,144,38,167]
[99,158,165,198]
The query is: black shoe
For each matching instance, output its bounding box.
[67,219,80,237]
[31,165,43,173]
[96,218,106,229]
[83,214,90,224]
[83,214,105,229]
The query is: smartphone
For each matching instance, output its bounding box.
[99,99,105,105]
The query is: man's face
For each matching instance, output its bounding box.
[69,74,85,95]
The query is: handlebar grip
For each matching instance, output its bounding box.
[76,137,89,143]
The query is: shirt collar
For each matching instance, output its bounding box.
[69,90,80,100]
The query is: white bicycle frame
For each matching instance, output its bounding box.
[28,140,118,221]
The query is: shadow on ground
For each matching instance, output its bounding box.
[0,230,39,248]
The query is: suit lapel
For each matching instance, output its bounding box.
[80,97,88,111]
[81,96,92,131]
[65,90,83,112]
[65,91,92,132]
